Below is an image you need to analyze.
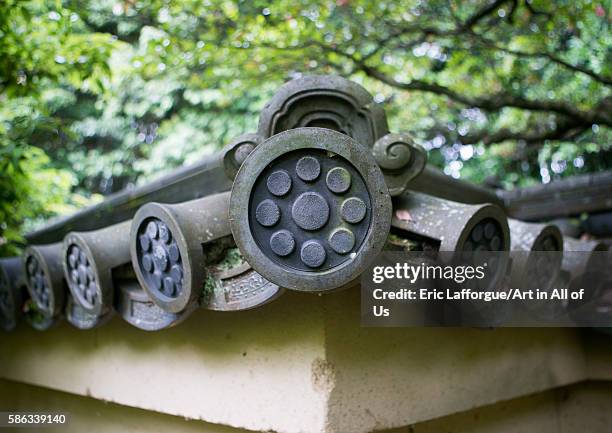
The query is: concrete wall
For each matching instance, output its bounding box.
[392,381,612,433]
[0,378,246,433]
[1,288,611,433]
[0,292,329,433]
[322,289,588,433]
[3,379,611,433]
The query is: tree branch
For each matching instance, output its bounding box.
[462,0,510,29]
[461,118,591,146]
[523,0,552,19]
[357,62,610,126]
[254,13,612,147]
[470,33,612,86]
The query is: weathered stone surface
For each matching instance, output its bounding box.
[62,221,132,322]
[23,243,67,318]
[131,192,281,314]
[230,128,391,292]
[0,257,26,332]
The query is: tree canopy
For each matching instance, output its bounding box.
[0,0,610,255]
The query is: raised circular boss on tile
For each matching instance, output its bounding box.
[62,221,131,320]
[132,215,189,312]
[23,243,66,318]
[230,127,392,292]
[130,192,233,314]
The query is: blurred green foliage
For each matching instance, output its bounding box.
[0,0,610,255]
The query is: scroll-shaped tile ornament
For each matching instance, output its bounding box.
[222,75,426,195]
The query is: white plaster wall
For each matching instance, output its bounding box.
[1,288,610,433]
[0,292,329,433]
[322,288,588,433]
[0,378,249,433]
